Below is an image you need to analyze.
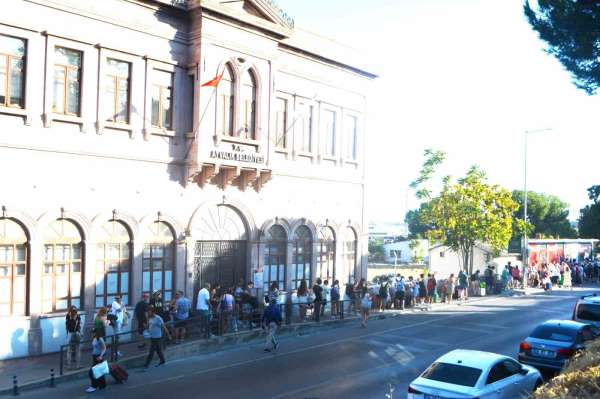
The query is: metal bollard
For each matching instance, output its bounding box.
[49,369,56,388]
[12,376,19,396]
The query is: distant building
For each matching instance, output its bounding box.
[368,222,409,242]
[382,239,429,264]
[428,243,504,279]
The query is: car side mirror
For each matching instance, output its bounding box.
[519,367,528,375]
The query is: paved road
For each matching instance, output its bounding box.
[16,288,594,399]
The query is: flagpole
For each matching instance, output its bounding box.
[184,61,225,161]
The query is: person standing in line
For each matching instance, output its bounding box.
[360,291,372,328]
[312,278,324,322]
[418,274,428,305]
[262,301,282,352]
[354,278,365,313]
[110,295,125,358]
[173,291,191,343]
[346,279,356,314]
[458,270,468,301]
[322,280,330,317]
[447,274,456,305]
[196,283,211,339]
[297,280,309,322]
[85,329,107,393]
[65,305,81,369]
[220,288,235,334]
[144,306,171,369]
[330,280,341,319]
[134,293,150,348]
[94,307,108,339]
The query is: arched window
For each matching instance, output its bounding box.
[95,220,132,307]
[344,227,358,282]
[292,226,312,289]
[0,218,28,316]
[43,219,83,313]
[343,227,358,284]
[218,64,235,137]
[263,225,286,292]
[143,221,175,301]
[317,226,335,282]
[240,69,257,139]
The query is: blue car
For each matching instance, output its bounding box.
[518,320,597,372]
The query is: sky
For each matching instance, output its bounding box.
[277,0,600,224]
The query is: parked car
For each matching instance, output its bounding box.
[518,319,597,372]
[572,293,600,327]
[408,349,542,399]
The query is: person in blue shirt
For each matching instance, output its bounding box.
[144,306,172,369]
[262,302,282,352]
[173,291,191,344]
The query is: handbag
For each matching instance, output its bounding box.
[91,360,109,379]
[122,310,129,327]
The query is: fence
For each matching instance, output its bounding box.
[58,298,359,376]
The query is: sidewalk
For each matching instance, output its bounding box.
[0,295,504,395]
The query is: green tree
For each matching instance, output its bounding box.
[411,150,522,275]
[524,0,600,94]
[405,203,434,238]
[578,185,600,239]
[510,190,577,248]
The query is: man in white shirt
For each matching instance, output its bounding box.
[110,296,126,357]
[196,283,211,339]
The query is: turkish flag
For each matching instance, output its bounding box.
[201,71,224,87]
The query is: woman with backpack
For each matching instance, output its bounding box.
[330,280,341,319]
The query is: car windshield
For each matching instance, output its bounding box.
[577,304,600,322]
[530,325,577,342]
[421,362,482,387]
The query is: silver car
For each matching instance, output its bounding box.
[408,349,542,399]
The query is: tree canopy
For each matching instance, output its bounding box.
[524,0,600,94]
[410,150,521,274]
[405,203,433,239]
[578,185,600,239]
[511,190,577,239]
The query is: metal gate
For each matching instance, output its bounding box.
[193,240,247,294]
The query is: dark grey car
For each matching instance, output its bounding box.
[518,320,597,372]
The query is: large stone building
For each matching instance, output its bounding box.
[0,0,375,359]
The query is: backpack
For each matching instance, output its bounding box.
[331,286,340,301]
[263,304,282,324]
[345,284,354,298]
[379,282,388,297]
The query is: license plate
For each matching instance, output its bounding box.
[532,349,556,358]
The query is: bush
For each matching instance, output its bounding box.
[533,337,600,399]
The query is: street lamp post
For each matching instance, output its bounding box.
[522,128,552,288]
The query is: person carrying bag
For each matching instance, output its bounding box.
[86,329,108,393]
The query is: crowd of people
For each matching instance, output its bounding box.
[73,257,599,393]
[516,258,600,291]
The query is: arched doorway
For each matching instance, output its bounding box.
[192,205,248,295]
